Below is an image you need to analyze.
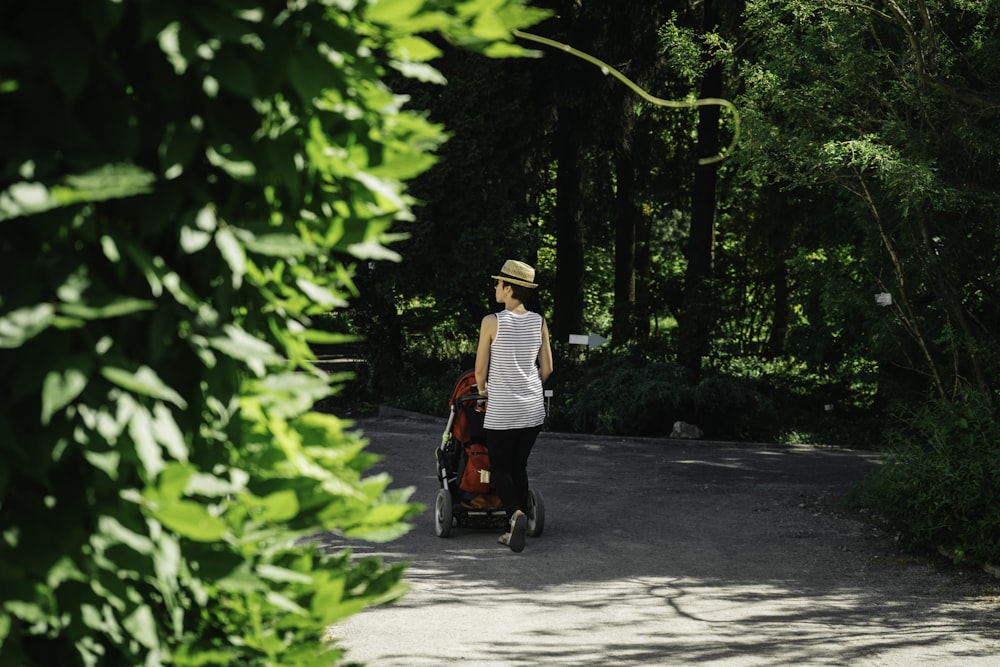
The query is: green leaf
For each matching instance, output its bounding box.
[0,182,49,221]
[130,402,164,477]
[206,146,256,179]
[45,555,86,589]
[482,40,536,58]
[0,611,10,646]
[158,463,195,502]
[101,364,189,409]
[389,35,442,62]
[344,522,412,542]
[4,599,50,625]
[0,303,55,347]
[264,590,308,615]
[366,0,425,25]
[248,489,299,522]
[346,237,403,261]
[0,165,155,221]
[256,564,312,585]
[207,324,281,376]
[122,604,159,650]
[314,596,368,625]
[310,573,346,615]
[214,566,267,595]
[156,22,187,74]
[216,227,245,288]
[152,500,228,542]
[296,279,348,308]
[471,11,510,41]
[58,297,156,320]
[84,448,121,480]
[249,372,334,418]
[56,164,156,204]
[390,60,448,84]
[180,225,213,254]
[41,357,91,424]
[362,502,415,525]
[153,403,189,462]
[186,472,240,498]
[171,646,240,666]
[152,534,182,597]
[97,515,155,556]
[238,232,314,257]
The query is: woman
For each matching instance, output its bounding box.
[475,259,553,553]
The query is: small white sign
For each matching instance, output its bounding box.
[544,389,553,397]
[587,333,608,348]
[569,333,609,348]
[875,292,892,306]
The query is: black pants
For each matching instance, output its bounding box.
[486,425,541,521]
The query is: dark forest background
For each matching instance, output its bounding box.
[337,1,1000,438]
[331,0,1000,564]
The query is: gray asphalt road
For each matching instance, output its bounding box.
[327,413,1000,666]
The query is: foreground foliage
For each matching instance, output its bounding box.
[862,391,1000,566]
[0,0,545,665]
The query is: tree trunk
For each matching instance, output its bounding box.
[634,200,653,341]
[678,55,722,377]
[612,124,638,346]
[766,247,790,357]
[553,104,586,351]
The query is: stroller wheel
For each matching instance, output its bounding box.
[527,488,545,537]
[434,488,453,538]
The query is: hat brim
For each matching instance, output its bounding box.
[492,273,538,288]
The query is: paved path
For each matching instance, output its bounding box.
[327,415,1000,666]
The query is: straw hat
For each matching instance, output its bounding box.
[491,259,538,288]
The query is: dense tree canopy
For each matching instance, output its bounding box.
[735,0,1000,404]
[353,0,999,415]
[343,0,1000,563]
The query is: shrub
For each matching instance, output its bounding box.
[862,389,1000,565]
[544,349,787,440]
[693,375,779,442]
[710,355,880,447]
[551,358,694,436]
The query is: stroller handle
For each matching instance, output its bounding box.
[454,392,485,406]
[441,392,486,444]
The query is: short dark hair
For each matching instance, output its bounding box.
[500,278,538,312]
[501,280,536,303]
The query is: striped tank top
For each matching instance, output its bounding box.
[484,309,546,430]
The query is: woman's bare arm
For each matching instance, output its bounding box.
[474,314,497,393]
[538,318,553,383]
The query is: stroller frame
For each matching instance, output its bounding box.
[433,369,545,538]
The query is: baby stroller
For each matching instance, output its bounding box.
[434,369,545,538]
